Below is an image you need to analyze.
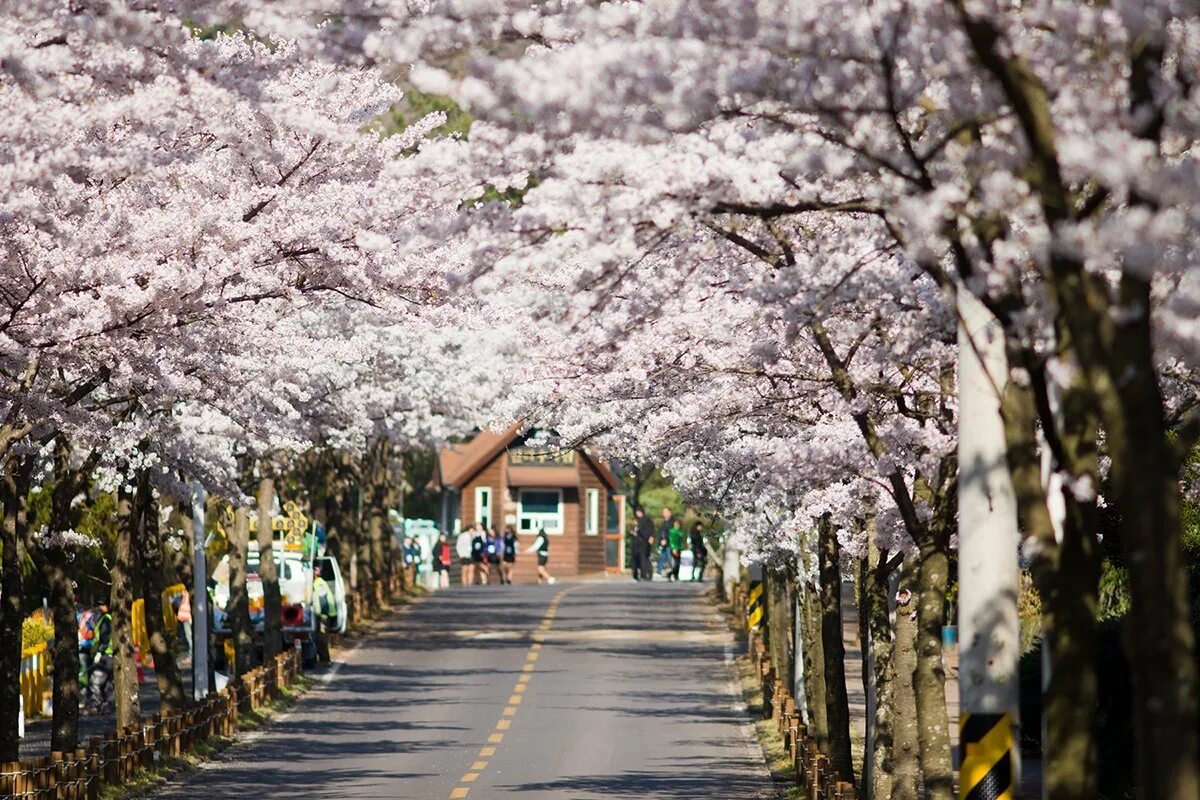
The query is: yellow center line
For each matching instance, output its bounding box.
[450,586,575,799]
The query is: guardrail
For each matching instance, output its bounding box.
[734,582,858,800]
[1,649,300,800]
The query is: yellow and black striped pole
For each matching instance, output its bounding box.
[960,712,1015,800]
[746,579,764,631]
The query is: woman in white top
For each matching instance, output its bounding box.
[455,528,474,586]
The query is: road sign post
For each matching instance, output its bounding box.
[191,482,209,702]
[956,291,1021,798]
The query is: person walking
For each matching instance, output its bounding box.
[656,507,676,577]
[77,603,96,690]
[86,600,114,714]
[689,522,708,582]
[456,527,474,586]
[531,527,553,584]
[632,508,655,581]
[312,568,337,664]
[502,526,518,584]
[485,527,503,584]
[177,588,193,658]
[471,525,488,585]
[433,533,452,588]
[667,519,685,582]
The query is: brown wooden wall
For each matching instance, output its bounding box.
[577,461,608,575]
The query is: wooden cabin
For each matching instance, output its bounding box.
[435,425,626,582]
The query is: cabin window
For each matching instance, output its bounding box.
[518,489,563,534]
[586,489,600,535]
[606,495,621,533]
[475,486,491,529]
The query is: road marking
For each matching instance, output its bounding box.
[449,585,576,800]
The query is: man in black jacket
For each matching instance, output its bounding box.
[632,509,655,581]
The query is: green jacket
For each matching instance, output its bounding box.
[667,526,684,552]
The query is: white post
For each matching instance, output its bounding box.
[957,291,1021,795]
[722,542,740,603]
[191,482,209,701]
[792,555,807,723]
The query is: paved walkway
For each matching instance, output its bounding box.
[150,581,772,799]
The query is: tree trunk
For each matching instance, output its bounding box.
[0,459,32,761]
[860,543,895,800]
[365,438,391,587]
[818,516,854,782]
[257,475,282,661]
[136,475,185,713]
[801,579,829,751]
[1100,280,1197,800]
[112,482,141,730]
[229,506,255,678]
[912,541,953,800]
[1004,367,1101,800]
[43,448,81,752]
[766,571,792,685]
[890,560,920,800]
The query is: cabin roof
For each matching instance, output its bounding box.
[436,424,621,493]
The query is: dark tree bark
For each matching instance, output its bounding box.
[859,539,896,800]
[766,571,793,686]
[818,515,854,783]
[890,560,920,800]
[0,457,32,761]
[1003,364,1100,800]
[229,507,255,678]
[112,481,141,730]
[800,579,829,751]
[135,474,184,713]
[256,474,282,661]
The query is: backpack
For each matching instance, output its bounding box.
[78,609,96,642]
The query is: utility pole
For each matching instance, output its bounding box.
[190,483,209,702]
[956,291,1021,798]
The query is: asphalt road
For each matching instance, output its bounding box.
[154,580,771,800]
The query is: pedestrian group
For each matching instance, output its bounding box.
[432,523,555,587]
[631,506,709,582]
